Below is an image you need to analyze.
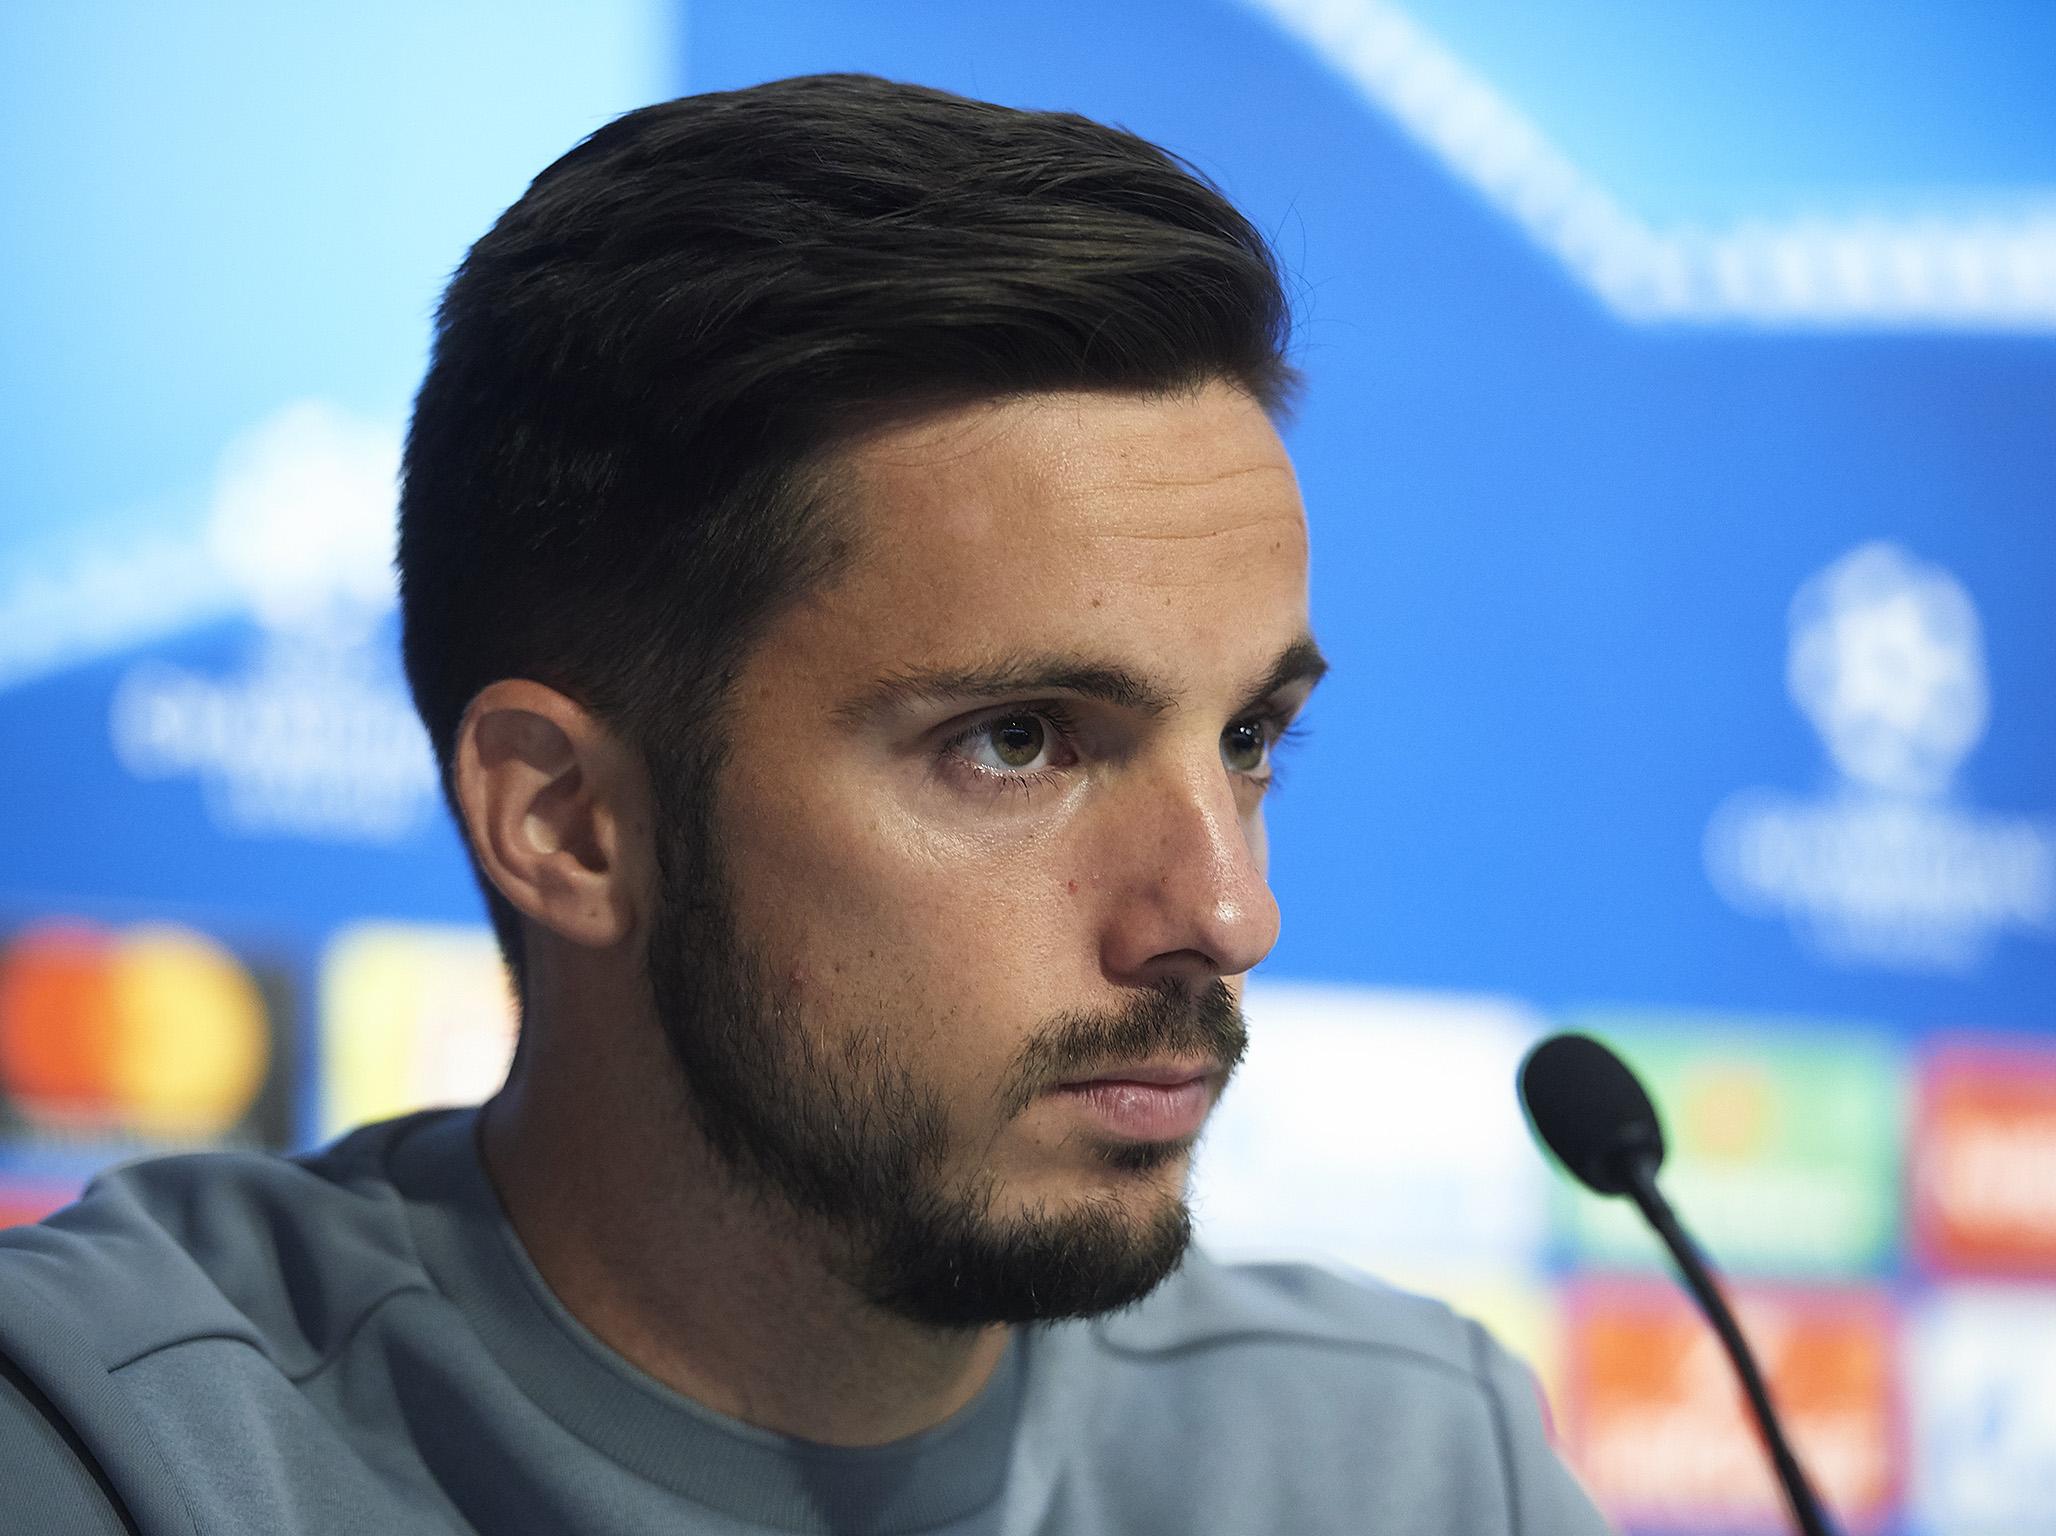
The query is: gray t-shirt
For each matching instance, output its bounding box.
[0,1109,1609,1534]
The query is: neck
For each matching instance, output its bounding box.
[478,1028,1010,1447]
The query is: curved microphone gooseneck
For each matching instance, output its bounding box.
[1518,1032,1838,1536]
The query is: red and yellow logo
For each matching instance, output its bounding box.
[1563,1278,1898,1531]
[1915,1042,2056,1276]
[0,921,271,1141]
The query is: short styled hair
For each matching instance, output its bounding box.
[397,73,1297,987]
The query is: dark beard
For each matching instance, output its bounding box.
[644,787,1248,1329]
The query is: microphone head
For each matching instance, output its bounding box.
[1518,1032,1666,1196]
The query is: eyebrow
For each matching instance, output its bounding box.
[835,633,1329,725]
[1238,635,1330,717]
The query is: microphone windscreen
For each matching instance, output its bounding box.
[1518,1032,1666,1196]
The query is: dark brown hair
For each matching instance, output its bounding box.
[397,73,1297,985]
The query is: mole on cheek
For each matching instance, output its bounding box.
[1066,879,1079,895]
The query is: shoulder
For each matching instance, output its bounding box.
[1082,1249,1536,1438]
[1023,1251,1612,1535]
[0,1112,448,1380]
[1096,1248,1491,1375]
[0,1112,459,1536]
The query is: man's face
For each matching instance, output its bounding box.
[647,382,1321,1326]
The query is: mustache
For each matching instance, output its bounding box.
[1000,979,1248,1117]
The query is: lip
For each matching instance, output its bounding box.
[1048,1063,1220,1141]
[1057,1061,1218,1089]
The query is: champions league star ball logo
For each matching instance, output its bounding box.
[1786,544,1989,802]
[1706,543,2055,974]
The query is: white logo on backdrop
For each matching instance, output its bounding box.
[106,402,439,844]
[1788,543,1989,798]
[1705,543,2056,973]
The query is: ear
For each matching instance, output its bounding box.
[451,680,650,951]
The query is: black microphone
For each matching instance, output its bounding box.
[1518,1032,1838,1536]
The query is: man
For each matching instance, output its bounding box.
[1,75,1608,1533]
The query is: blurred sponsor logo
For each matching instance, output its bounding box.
[1558,1017,1902,1276]
[1564,1279,1898,1531]
[1908,1287,2056,1533]
[0,920,280,1144]
[1914,1043,2056,1276]
[1706,544,2056,973]
[319,923,517,1137]
[1196,985,1550,1271]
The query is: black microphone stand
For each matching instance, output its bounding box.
[1619,1154,1837,1536]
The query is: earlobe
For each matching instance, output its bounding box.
[453,680,644,952]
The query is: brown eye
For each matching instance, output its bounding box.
[1222,720,1268,774]
[990,715,1047,768]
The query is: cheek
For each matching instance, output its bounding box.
[719,778,1086,1023]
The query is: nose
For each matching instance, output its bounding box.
[1098,751,1281,988]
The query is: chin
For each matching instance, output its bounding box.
[858,1167,1197,1328]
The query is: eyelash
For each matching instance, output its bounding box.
[937,702,1085,797]
[1258,718,1307,790]
[937,703,1305,798]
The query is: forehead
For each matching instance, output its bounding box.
[804,384,1310,673]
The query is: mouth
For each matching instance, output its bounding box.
[1059,1060,1219,1090]
[1048,1061,1221,1141]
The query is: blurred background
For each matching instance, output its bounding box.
[3,2,2053,1529]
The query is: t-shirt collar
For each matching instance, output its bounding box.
[389,1109,1025,1535]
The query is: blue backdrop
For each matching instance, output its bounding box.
[3,5,2052,1530]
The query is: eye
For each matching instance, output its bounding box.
[1221,718,1270,775]
[945,708,1080,780]
[984,714,1052,770]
